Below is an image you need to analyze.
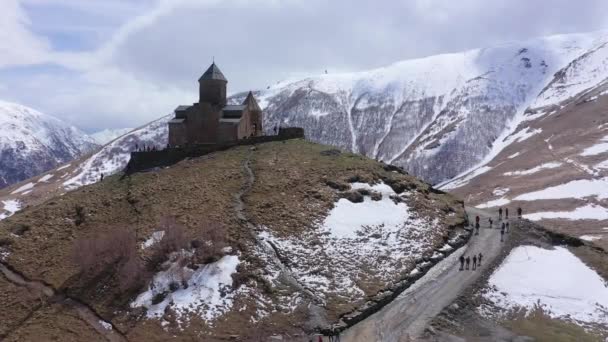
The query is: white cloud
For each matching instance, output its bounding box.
[2,0,608,131]
[0,0,51,67]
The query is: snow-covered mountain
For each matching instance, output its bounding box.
[4,30,608,219]
[249,31,608,185]
[0,100,98,189]
[91,128,134,145]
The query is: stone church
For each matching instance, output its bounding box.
[168,63,263,147]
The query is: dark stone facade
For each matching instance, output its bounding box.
[127,127,304,173]
[168,63,263,147]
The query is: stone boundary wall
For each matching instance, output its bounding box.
[125,127,304,174]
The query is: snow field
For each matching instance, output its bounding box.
[514,178,608,201]
[524,204,608,221]
[323,182,409,239]
[482,245,608,325]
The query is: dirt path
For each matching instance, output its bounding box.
[341,207,506,342]
[234,148,322,304]
[0,263,127,342]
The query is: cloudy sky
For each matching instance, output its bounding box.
[1,0,608,133]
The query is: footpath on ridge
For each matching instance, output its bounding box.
[341,207,506,342]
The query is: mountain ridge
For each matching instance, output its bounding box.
[0,100,98,189]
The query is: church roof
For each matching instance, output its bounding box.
[222,105,246,119]
[242,91,261,111]
[199,62,227,82]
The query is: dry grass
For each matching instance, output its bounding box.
[0,140,466,341]
[504,305,606,342]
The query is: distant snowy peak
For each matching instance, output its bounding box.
[0,100,97,155]
[253,30,608,184]
[0,100,98,188]
[532,37,608,110]
[91,128,134,145]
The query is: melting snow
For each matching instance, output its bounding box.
[56,163,71,171]
[581,135,608,157]
[580,235,603,241]
[492,188,509,196]
[37,174,54,182]
[503,162,563,176]
[514,178,608,201]
[10,182,35,195]
[0,199,21,220]
[258,181,444,304]
[99,320,112,330]
[132,254,240,323]
[524,204,608,221]
[482,245,608,325]
[141,231,165,249]
[323,182,409,238]
[476,197,511,209]
[508,152,521,159]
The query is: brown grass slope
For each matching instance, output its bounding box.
[0,139,465,341]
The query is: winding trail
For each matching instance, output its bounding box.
[233,148,323,305]
[0,263,127,342]
[341,207,506,342]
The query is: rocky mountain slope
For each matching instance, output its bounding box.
[0,139,465,341]
[0,100,98,189]
[442,40,608,250]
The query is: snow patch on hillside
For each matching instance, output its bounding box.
[581,135,608,156]
[257,181,445,304]
[503,162,562,176]
[0,199,21,220]
[580,235,603,241]
[481,245,608,326]
[10,182,35,195]
[524,204,608,221]
[476,197,511,209]
[132,254,240,323]
[37,174,54,183]
[514,178,608,201]
[323,182,408,238]
[141,231,165,249]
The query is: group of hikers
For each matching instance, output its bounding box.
[461,206,524,271]
[459,252,483,271]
